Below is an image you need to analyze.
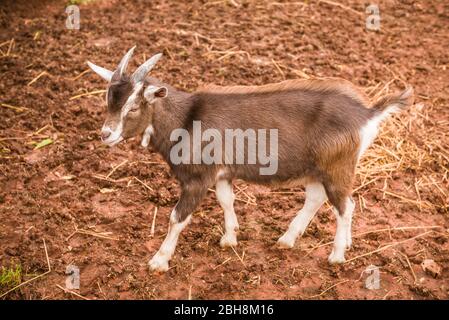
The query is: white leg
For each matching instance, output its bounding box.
[277,182,327,248]
[216,180,239,247]
[149,209,190,272]
[328,197,355,264]
[346,198,354,249]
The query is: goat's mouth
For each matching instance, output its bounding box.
[102,136,124,147]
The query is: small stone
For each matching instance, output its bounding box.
[421,259,442,278]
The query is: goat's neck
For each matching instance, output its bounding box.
[149,87,193,163]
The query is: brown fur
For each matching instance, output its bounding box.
[370,87,414,114]
[101,75,411,223]
[90,47,415,268]
[143,77,375,220]
[199,78,370,107]
[107,77,133,112]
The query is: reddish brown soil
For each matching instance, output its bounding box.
[0,0,448,300]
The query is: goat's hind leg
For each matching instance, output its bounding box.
[277,182,327,248]
[345,197,354,249]
[326,189,355,264]
[216,179,239,247]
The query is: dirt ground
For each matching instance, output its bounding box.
[0,0,448,300]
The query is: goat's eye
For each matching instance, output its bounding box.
[128,107,139,113]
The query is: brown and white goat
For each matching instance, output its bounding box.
[87,47,413,272]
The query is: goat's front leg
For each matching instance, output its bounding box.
[149,183,207,272]
[216,179,239,247]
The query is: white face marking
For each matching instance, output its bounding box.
[278,182,327,248]
[101,122,124,146]
[101,83,143,147]
[121,82,143,118]
[144,85,159,104]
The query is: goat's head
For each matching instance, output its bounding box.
[87,47,167,146]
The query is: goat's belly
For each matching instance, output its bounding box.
[233,170,312,189]
[272,177,312,188]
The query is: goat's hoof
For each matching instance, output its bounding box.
[277,234,295,249]
[148,255,169,272]
[345,238,352,250]
[220,233,237,248]
[328,251,346,264]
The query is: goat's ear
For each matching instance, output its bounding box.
[132,53,163,84]
[154,86,168,98]
[87,61,113,82]
[144,85,168,103]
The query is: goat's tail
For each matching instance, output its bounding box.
[370,86,414,118]
[357,87,414,159]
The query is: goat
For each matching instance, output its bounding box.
[87,47,413,272]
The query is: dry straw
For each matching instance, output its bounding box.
[356,81,448,213]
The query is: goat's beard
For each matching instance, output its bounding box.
[103,135,124,147]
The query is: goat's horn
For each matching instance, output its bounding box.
[132,53,163,84]
[115,46,136,79]
[87,61,113,82]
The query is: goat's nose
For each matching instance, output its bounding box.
[101,130,111,141]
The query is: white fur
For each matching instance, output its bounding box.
[149,209,191,272]
[141,125,154,147]
[101,122,123,146]
[121,82,144,116]
[358,105,399,159]
[328,197,355,264]
[216,169,227,180]
[216,179,239,247]
[277,182,327,248]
